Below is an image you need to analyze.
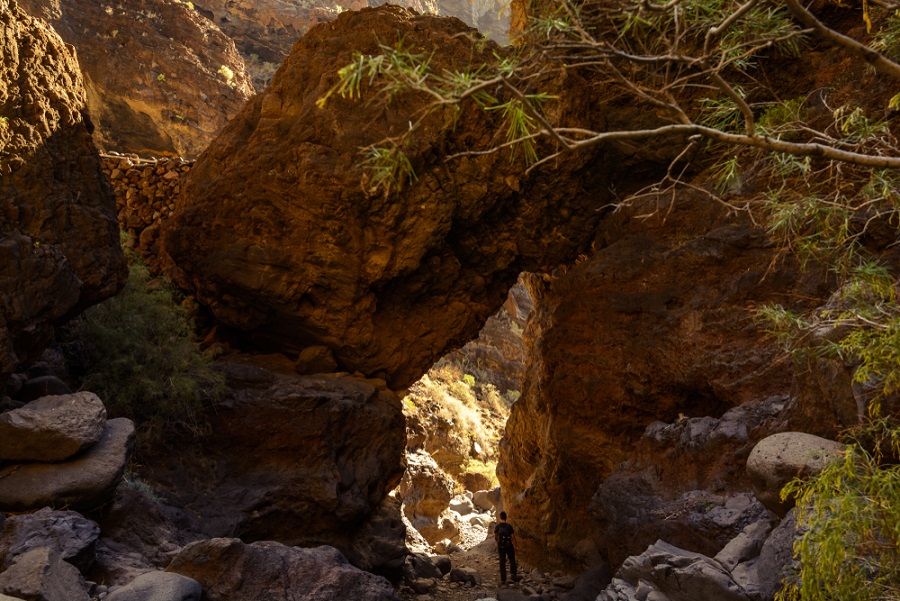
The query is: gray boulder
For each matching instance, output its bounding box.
[615,540,751,601]
[0,594,26,601]
[166,538,398,601]
[450,566,480,586]
[0,547,89,601]
[449,494,475,516]
[402,553,442,582]
[0,418,135,511]
[106,571,201,601]
[0,392,106,462]
[714,519,775,571]
[756,510,800,601]
[0,507,100,572]
[472,489,495,511]
[746,432,844,515]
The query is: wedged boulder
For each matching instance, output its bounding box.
[18,0,253,158]
[612,540,752,601]
[0,547,90,601]
[0,393,107,462]
[105,571,201,601]
[160,5,609,390]
[500,193,830,565]
[0,0,127,388]
[0,418,135,511]
[746,432,845,515]
[0,508,100,572]
[141,366,405,566]
[166,538,399,601]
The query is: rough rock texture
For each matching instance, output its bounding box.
[499,194,831,567]
[746,432,845,516]
[166,538,399,601]
[105,572,201,601]
[606,540,752,601]
[398,450,457,544]
[591,397,784,566]
[143,362,405,568]
[18,0,253,158]
[0,0,127,389]
[160,5,612,390]
[190,0,365,90]
[346,491,408,580]
[0,392,106,462]
[91,486,205,586]
[0,418,135,511]
[0,547,90,601]
[0,508,100,572]
[755,510,800,601]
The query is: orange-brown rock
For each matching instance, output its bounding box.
[499,193,832,568]
[0,0,126,387]
[160,6,609,390]
[19,0,253,158]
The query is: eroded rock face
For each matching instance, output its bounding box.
[0,0,126,390]
[167,538,399,601]
[499,193,831,567]
[161,5,608,390]
[19,0,253,158]
[143,363,405,569]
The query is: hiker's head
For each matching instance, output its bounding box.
[499,511,507,521]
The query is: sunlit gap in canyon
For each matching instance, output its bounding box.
[394,275,531,554]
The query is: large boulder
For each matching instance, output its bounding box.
[0,0,127,388]
[608,540,752,601]
[0,418,135,511]
[166,538,399,601]
[499,193,830,566]
[18,0,254,158]
[746,432,845,515]
[0,508,100,572]
[142,365,405,565]
[0,393,106,462]
[160,5,610,390]
[0,547,90,601]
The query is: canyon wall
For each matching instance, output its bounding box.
[499,193,834,567]
[0,0,126,388]
[18,0,254,158]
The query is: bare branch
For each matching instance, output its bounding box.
[784,0,900,80]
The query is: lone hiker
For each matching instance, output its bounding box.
[494,511,518,584]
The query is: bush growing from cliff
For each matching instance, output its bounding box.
[65,252,223,443]
[778,420,900,601]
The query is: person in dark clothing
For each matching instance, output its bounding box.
[494,511,518,584]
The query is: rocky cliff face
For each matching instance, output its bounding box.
[160,5,610,390]
[499,193,833,567]
[18,0,254,158]
[0,0,126,388]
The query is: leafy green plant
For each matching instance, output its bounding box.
[217,65,235,85]
[156,73,166,83]
[778,420,900,601]
[65,251,223,444]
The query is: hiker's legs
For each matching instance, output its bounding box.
[508,547,518,580]
[498,548,508,582]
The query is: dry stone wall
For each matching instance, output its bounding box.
[100,154,193,264]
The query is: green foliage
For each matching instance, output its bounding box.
[360,143,416,194]
[463,373,476,387]
[778,421,900,601]
[217,65,235,85]
[156,73,166,83]
[66,252,223,443]
[873,10,900,61]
